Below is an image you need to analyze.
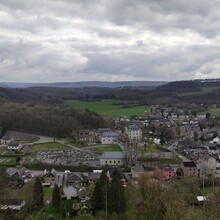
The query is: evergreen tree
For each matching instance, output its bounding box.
[52,184,61,212]
[108,171,126,215]
[91,180,104,210]
[33,177,44,207]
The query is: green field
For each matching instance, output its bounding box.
[178,87,219,97]
[138,144,163,153]
[0,154,21,166]
[91,145,122,153]
[64,99,148,117]
[32,142,67,151]
[202,108,220,117]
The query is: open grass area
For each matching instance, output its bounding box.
[0,154,20,166]
[91,145,122,153]
[178,87,219,97]
[64,99,148,117]
[29,204,62,220]
[43,187,53,198]
[201,186,215,195]
[138,144,163,153]
[32,142,67,151]
[202,108,220,117]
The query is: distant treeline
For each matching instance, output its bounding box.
[0,79,220,105]
[0,103,107,137]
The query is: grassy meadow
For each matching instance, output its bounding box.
[178,87,219,97]
[64,99,148,117]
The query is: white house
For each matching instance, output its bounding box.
[101,131,119,144]
[125,124,142,143]
[7,143,22,151]
[100,151,124,166]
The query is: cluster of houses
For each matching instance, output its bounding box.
[78,124,143,145]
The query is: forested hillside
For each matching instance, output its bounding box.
[0,103,107,137]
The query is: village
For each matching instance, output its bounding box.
[1,104,220,218]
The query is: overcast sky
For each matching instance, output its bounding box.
[0,0,220,82]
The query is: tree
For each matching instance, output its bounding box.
[206,112,210,119]
[52,184,61,212]
[108,171,126,215]
[91,180,104,210]
[33,177,44,208]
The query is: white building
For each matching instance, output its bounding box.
[126,124,142,143]
[101,132,119,145]
[100,151,124,166]
[7,143,22,151]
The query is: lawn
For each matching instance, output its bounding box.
[29,204,63,220]
[32,142,67,151]
[202,108,220,117]
[178,87,219,97]
[91,145,122,153]
[43,187,53,198]
[0,154,20,166]
[138,144,163,153]
[64,99,148,117]
[201,186,215,195]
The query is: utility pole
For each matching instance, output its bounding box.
[105,182,108,219]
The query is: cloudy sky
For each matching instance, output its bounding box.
[0,0,220,82]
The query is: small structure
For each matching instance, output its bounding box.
[66,173,83,188]
[0,199,25,211]
[180,161,198,177]
[78,187,90,203]
[154,164,176,180]
[43,168,58,186]
[100,151,124,166]
[0,135,14,145]
[87,172,101,185]
[7,143,22,151]
[101,131,119,144]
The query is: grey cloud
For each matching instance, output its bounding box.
[0,0,220,82]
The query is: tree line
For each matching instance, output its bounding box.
[0,103,108,138]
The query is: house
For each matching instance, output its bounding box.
[180,161,198,177]
[101,131,119,144]
[7,142,22,151]
[200,155,216,170]
[154,164,176,180]
[43,168,58,186]
[77,129,96,143]
[131,166,146,179]
[0,199,25,211]
[87,172,101,185]
[125,124,142,143]
[0,135,14,145]
[78,187,90,202]
[100,151,124,166]
[66,173,83,188]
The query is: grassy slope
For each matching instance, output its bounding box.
[64,99,147,117]
[178,87,219,97]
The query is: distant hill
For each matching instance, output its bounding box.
[2,81,167,88]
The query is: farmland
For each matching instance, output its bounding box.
[178,87,219,97]
[64,99,148,117]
